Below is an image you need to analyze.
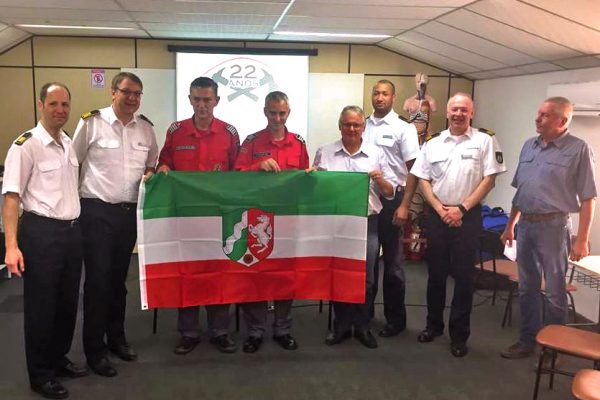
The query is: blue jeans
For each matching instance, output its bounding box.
[517,215,571,347]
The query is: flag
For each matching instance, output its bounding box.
[137,170,369,309]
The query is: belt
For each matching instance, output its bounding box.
[521,212,567,223]
[82,198,137,210]
[22,211,78,227]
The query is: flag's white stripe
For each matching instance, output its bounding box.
[139,215,367,265]
[136,181,148,309]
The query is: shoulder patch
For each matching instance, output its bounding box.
[139,114,154,126]
[167,122,182,134]
[81,109,100,120]
[426,132,441,142]
[244,133,257,143]
[225,124,239,137]
[14,131,32,146]
[294,133,306,144]
[479,127,496,136]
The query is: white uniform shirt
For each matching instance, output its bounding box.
[411,127,507,205]
[363,110,420,187]
[313,140,396,215]
[2,122,80,219]
[72,106,159,203]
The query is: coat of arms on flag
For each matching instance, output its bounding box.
[222,208,274,267]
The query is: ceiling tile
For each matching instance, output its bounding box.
[3,18,140,29]
[297,0,472,5]
[280,16,421,31]
[0,26,30,52]
[415,21,539,65]
[132,12,276,26]
[439,9,580,60]
[553,56,600,69]
[397,31,506,70]
[141,22,270,34]
[517,62,564,74]
[0,0,121,10]
[120,0,285,14]
[467,0,600,54]
[380,37,476,73]
[464,71,502,80]
[289,2,452,19]
[0,7,132,22]
[522,0,600,30]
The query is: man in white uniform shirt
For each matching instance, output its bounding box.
[362,79,420,337]
[3,83,87,399]
[411,93,506,357]
[73,72,158,377]
[313,105,396,349]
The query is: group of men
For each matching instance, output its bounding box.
[2,70,596,400]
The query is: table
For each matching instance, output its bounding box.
[569,256,600,332]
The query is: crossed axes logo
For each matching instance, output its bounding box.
[212,67,278,102]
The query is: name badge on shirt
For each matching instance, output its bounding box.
[254,151,272,157]
[461,153,473,159]
[376,135,394,147]
[175,145,196,151]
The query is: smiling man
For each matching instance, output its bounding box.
[3,83,86,399]
[73,72,158,377]
[411,93,506,357]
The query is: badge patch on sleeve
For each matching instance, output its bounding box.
[496,151,504,163]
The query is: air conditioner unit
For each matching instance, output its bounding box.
[547,81,600,117]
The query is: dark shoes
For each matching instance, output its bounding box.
[450,342,469,357]
[108,341,137,362]
[209,335,237,353]
[55,359,88,378]
[88,357,117,378]
[417,329,443,343]
[173,336,200,355]
[31,380,69,399]
[354,330,378,349]
[273,334,298,350]
[378,324,405,338]
[243,336,263,353]
[501,341,535,359]
[325,330,352,346]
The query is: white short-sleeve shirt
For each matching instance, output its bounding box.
[363,110,420,187]
[2,122,80,220]
[411,127,506,205]
[313,140,396,215]
[72,106,159,203]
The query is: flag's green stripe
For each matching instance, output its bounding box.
[143,171,369,219]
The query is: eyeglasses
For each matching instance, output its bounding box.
[115,88,143,98]
[341,123,363,129]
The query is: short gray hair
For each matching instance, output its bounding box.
[338,105,365,126]
[264,91,289,107]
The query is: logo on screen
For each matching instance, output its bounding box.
[208,57,278,103]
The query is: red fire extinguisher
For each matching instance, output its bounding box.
[403,210,426,261]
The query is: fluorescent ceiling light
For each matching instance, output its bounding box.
[274,31,391,39]
[16,24,135,30]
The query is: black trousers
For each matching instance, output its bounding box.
[423,204,481,344]
[20,212,83,386]
[374,188,407,328]
[80,198,137,363]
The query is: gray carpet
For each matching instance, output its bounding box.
[0,259,591,400]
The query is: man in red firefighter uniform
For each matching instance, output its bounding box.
[234,91,309,353]
[157,76,240,355]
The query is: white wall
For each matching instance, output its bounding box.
[474,67,600,323]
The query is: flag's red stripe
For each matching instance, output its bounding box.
[142,256,366,309]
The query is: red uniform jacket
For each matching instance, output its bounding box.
[234,128,309,171]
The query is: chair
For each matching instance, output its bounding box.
[533,325,600,400]
[476,229,519,312]
[572,369,600,400]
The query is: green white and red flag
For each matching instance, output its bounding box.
[137,170,369,309]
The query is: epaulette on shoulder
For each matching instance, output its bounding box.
[81,109,100,120]
[399,114,409,122]
[139,114,154,126]
[225,124,239,136]
[294,133,306,144]
[14,131,32,146]
[479,127,496,136]
[244,133,257,143]
[426,132,441,142]
[167,122,182,134]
